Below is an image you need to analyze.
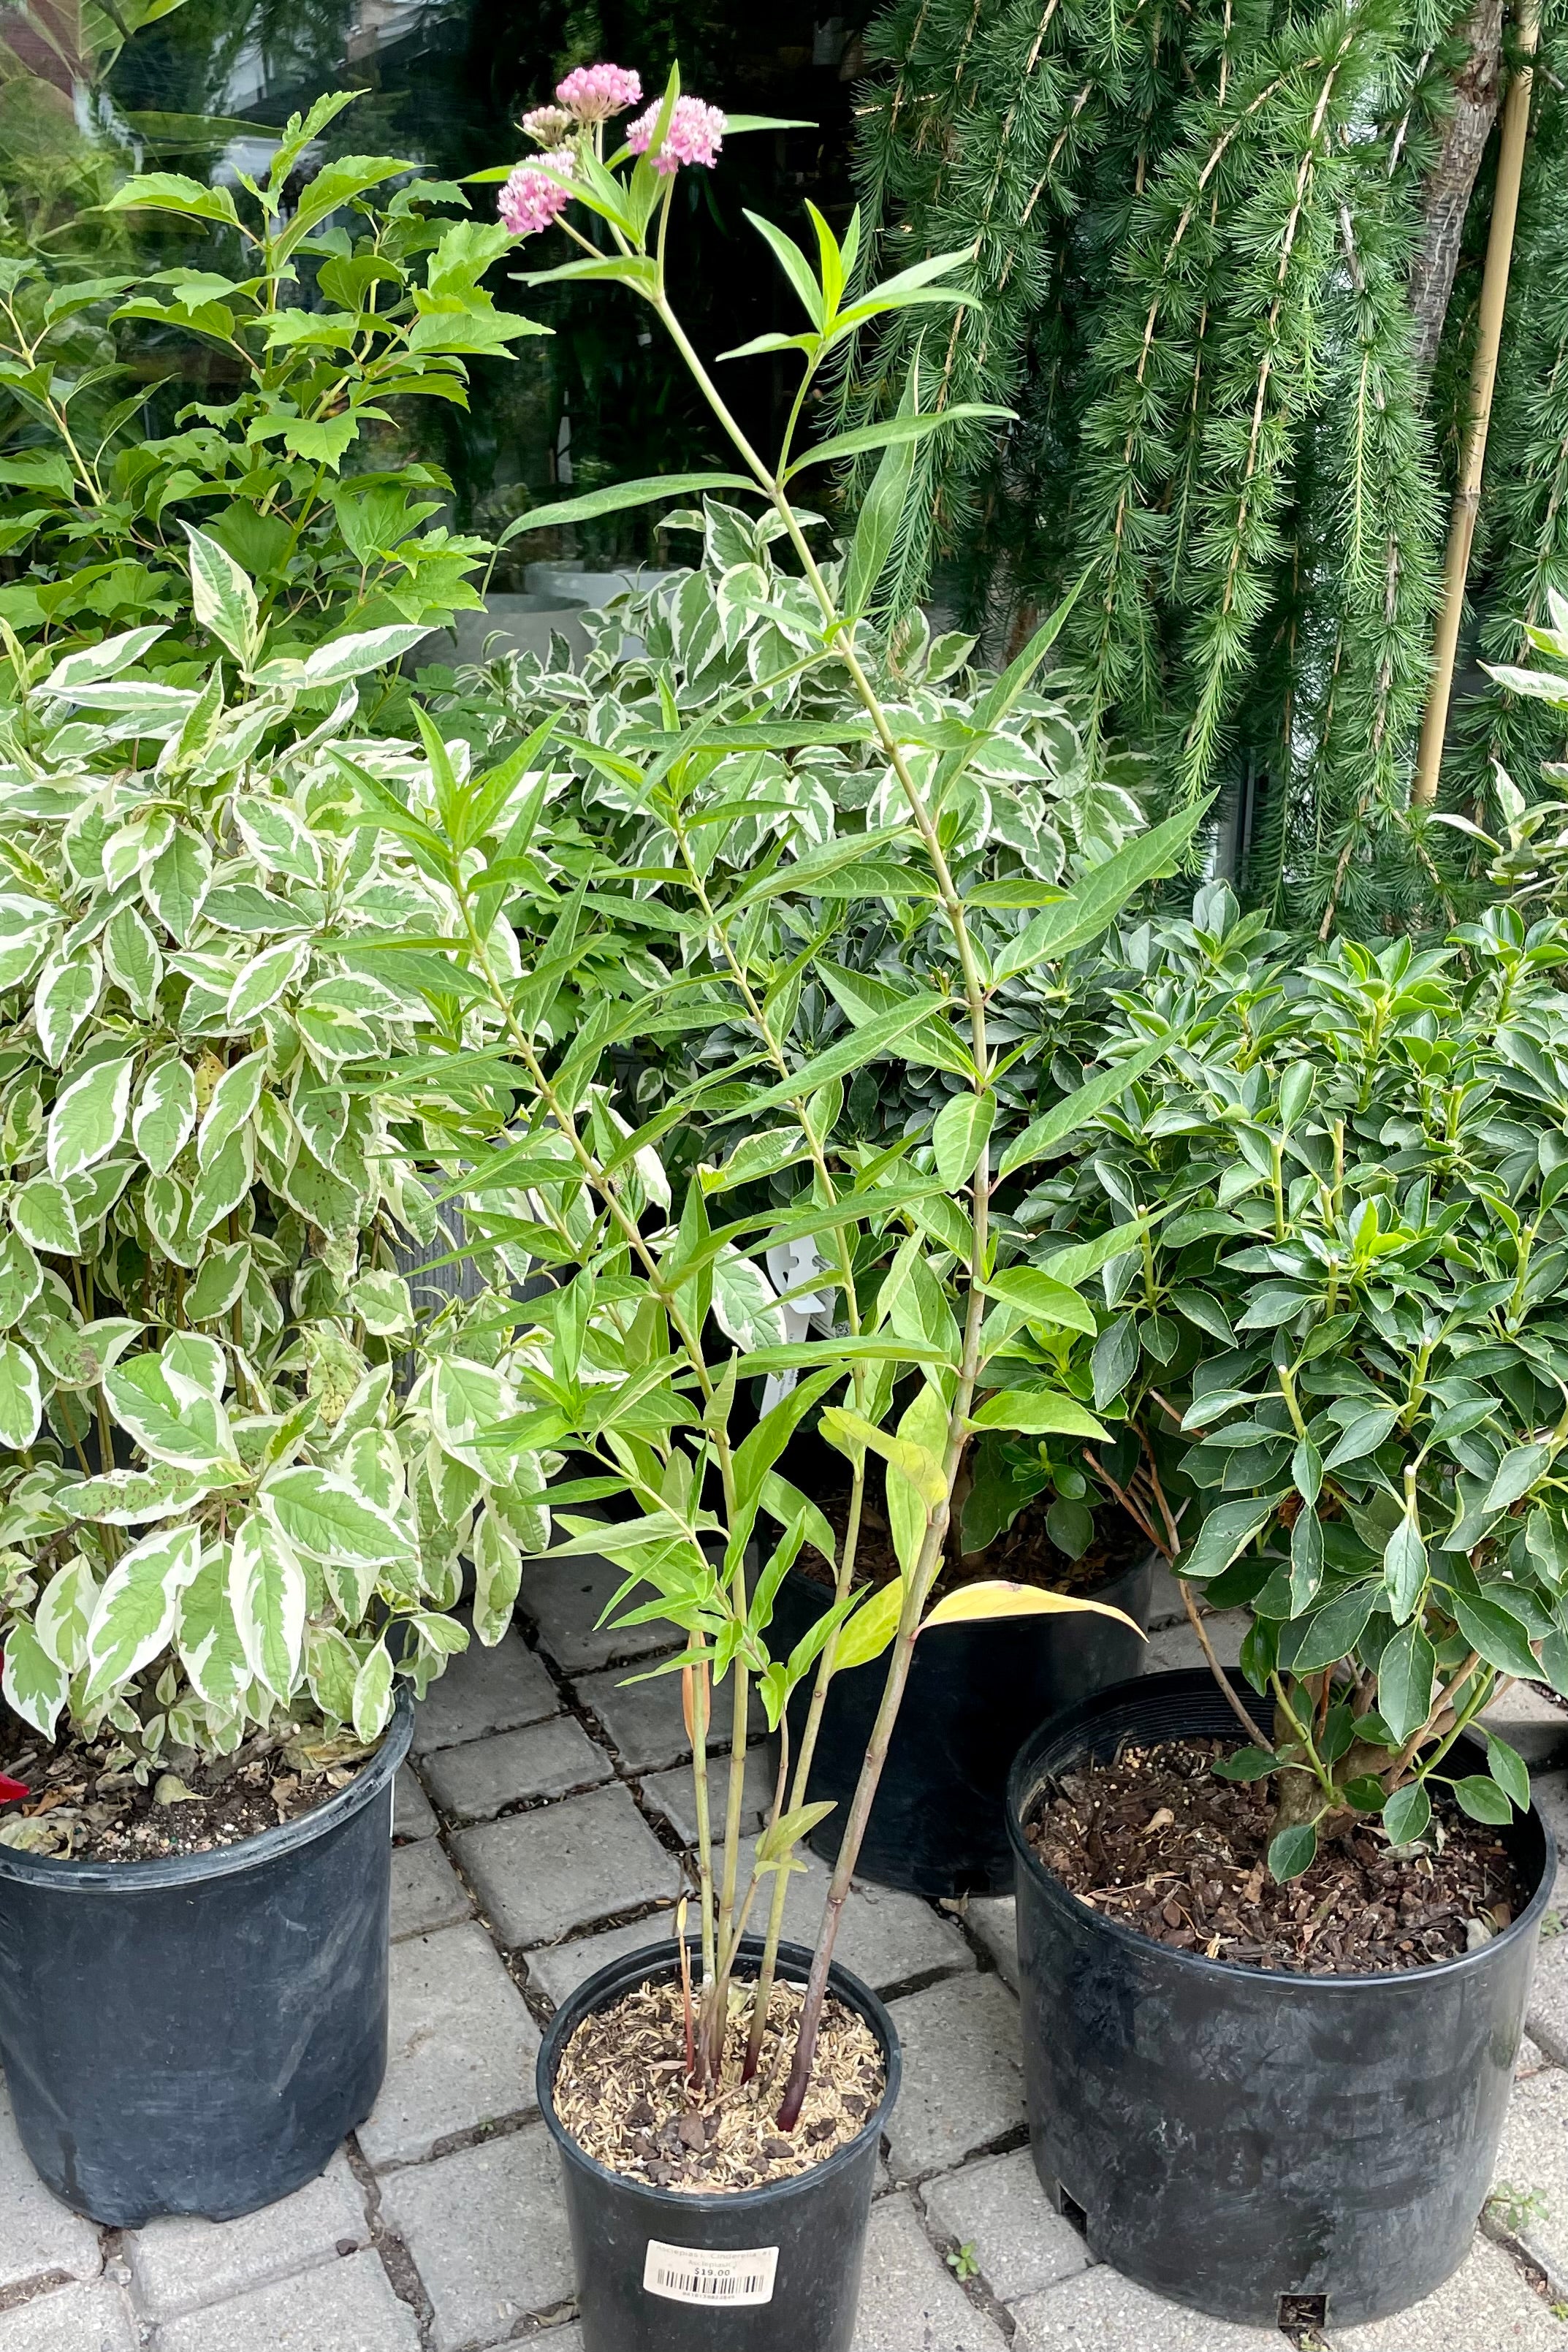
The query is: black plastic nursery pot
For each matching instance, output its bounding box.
[0,1690,412,2228]
[1007,1669,1556,2331]
[767,1548,1154,1896]
[538,1936,901,2352]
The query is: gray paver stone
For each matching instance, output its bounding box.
[964,1895,1018,1993]
[642,1746,772,1846]
[0,2283,135,2352]
[1491,2065,1568,2291]
[574,1660,704,1770]
[126,2149,367,2320]
[523,1910,683,2009]
[1141,1611,1246,1674]
[1520,2036,1550,2078]
[358,1922,541,2169]
[923,2150,1092,2302]
[1009,2266,1282,2350]
[0,2081,102,2292]
[422,1717,610,1822]
[1480,1683,1568,1769]
[883,1974,1027,2181]
[1332,2231,1568,2349]
[390,1840,475,1941]
[850,2192,1008,2350]
[1146,1561,1187,1628]
[153,2248,419,2352]
[717,1836,974,1996]
[392,1767,437,1842]
[454,1783,680,1948]
[410,1629,559,1756]
[519,1550,669,1673]
[378,2123,574,2351]
[1532,1781,1568,1912]
[1527,1925,1568,2055]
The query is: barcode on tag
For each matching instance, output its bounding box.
[642,2238,779,2306]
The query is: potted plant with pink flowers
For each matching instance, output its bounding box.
[338,58,1198,2352]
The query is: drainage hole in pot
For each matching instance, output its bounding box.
[1279,2292,1328,2332]
[1056,2187,1088,2238]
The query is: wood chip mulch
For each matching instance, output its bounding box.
[554,1974,885,2191]
[1024,1737,1524,1974]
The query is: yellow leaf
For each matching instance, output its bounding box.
[920,1579,1145,1635]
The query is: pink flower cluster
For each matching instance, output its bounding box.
[626,94,726,175]
[498,151,576,238]
[555,62,642,121]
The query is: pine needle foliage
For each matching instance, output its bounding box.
[846,0,1566,927]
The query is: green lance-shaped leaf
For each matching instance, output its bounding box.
[969,1390,1108,1440]
[886,1384,950,1576]
[843,370,921,618]
[979,1268,1097,1338]
[497,476,756,541]
[83,1521,203,1700]
[821,1405,948,1507]
[0,1338,41,1450]
[229,1510,307,1702]
[833,1579,905,1671]
[992,804,1209,979]
[1382,1513,1428,1624]
[1377,1618,1435,1745]
[997,1041,1167,1179]
[47,1054,134,1182]
[1178,1493,1285,1580]
[932,1090,994,1190]
[1382,1780,1431,1846]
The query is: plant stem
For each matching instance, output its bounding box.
[644,283,995,2128]
[1412,0,1542,804]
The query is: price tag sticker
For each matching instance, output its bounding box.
[642,2238,780,2306]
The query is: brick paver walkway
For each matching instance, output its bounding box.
[4,1563,1568,2350]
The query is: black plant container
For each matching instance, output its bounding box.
[538,1936,901,2352]
[767,1550,1153,1895]
[1007,1669,1555,2331]
[0,1691,412,2227]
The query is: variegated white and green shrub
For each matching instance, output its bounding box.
[0,605,555,1771]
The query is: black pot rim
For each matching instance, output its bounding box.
[1007,1667,1559,1995]
[536,1932,902,2218]
[0,1686,413,1894]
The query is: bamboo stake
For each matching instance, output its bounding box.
[1412,0,1542,805]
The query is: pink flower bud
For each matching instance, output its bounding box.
[520,104,573,148]
[626,94,727,176]
[555,62,643,121]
